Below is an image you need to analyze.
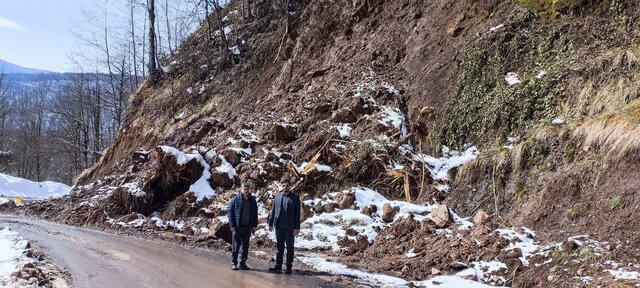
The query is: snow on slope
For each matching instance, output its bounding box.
[0,228,31,282]
[0,173,71,200]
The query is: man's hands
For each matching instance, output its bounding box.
[268,226,273,232]
[294,229,300,236]
[230,227,236,233]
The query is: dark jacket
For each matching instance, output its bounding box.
[268,192,301,230]
[227,193,258,228]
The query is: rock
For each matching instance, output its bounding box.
[211,170,235,189]
[504,258,523,274]
[449,261,468,270]
[119,212,141,223]
[562,240,578,252]
[473,210,490,225]
[331,108,357,123]
[208,218,232,244]
[323,203,337,213]
[345,228,359,237]
[382,203,399,223]
[274,123,298,142]
[314,102,332,114]
[431,204,451,228]
[338,193,356,209]
[301,202,312,222]
[361,204,377,217]
[431,268,441,275]
[504,248,523,259]
[338,234,369,255]
[220,149,242,167]
[313,203,325,214]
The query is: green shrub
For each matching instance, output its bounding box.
[609,196,622,209]
[517,0,585,20]
[515,186,527,201]
[567,203,589,219]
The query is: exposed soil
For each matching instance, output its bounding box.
[2,0,640,287]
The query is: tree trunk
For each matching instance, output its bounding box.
[148,0,159,84]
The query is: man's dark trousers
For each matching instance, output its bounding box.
[232,226,251,266]
[275,228,294,269]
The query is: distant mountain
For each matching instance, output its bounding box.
[0,59,52,75]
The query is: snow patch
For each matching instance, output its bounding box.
[0,173,71,200]
[505,72,521,86]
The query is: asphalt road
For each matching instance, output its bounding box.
[0,216,337,288]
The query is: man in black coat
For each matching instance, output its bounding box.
[268,179,301,274]
[227,181,258,271]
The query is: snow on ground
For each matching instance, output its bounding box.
[606,269,640,280]
[0,228,31,282]
[265,187,473,252]
[216,155,238,180]
[299,254,502,288]
[488,24,504,32]
[505,72,521,86]
[551,118,565,125]
[378,107,408,136]
[335,124,352,138]
[401,145,479,193]
[0,173,71,200]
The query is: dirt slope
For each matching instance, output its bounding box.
[4,0,640,287]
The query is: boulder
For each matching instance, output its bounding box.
[274,123,297,142]
[361,204,377,217]
[211,170,235,189]
[562,240,578,252]
[338,193,356,209]
[314,102,333,114]
[208,218,232,244]
[473,210,490,225]
[313,203,325,214]
[323,203,338,213]
[301,202,312,222]
[331,108,357,123]
[220,149,242,167]
[431,205,451,228]
[382,203,399,223]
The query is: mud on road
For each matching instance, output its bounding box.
[0,215,337,288]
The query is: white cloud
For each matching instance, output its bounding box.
[0,16,25,31]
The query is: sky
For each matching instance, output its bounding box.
[0,0,109,72]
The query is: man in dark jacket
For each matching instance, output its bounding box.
[268,179,301,274]
[227,181,258,271]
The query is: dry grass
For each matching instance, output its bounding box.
[563,48,640,120]
[574,101,640,159]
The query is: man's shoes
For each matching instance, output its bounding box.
[231,265,239,271]
[268,265,282,273]
[284,268,292,274]
[239,264,250,270]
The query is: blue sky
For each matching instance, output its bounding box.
[0,0,106,72]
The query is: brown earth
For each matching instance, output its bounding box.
[2,0,640,287]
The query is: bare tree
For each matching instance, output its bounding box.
[148,0,160,83]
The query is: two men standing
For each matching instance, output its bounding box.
[226,179,301,274]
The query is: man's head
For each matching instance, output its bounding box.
[281,178,292,194]
[240,180,252,196]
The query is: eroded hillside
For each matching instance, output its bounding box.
[4,0,640,287]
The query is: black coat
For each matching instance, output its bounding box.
[268,192,301,230]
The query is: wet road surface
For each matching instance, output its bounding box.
[0,215,337,288]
